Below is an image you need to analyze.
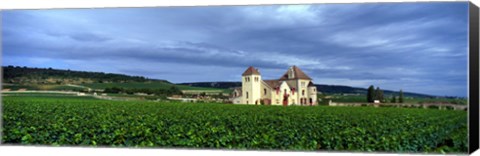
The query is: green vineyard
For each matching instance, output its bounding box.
[1,96,468,153]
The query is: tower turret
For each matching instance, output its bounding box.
[241,66,262,104]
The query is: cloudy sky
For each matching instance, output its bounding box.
[2,2,469,97]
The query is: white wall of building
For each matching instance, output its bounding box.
[241,74,262,104]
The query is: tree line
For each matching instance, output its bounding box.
[3,66,165,84]
[367,85,404,103]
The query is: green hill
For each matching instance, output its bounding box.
[3,65,156,84]
[2,66,225,93]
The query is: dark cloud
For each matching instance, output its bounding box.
[2,2,469,96]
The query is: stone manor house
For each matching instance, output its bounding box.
[231,66,318,106]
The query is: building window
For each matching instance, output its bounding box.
[234,92,237,97]
[301,82,306,87]
[302,90,305,96]
[246,92,249,99]
[264,88,267,95]
[284,89,287,94]
[313,88,316,92]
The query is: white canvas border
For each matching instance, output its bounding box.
[0,0,477,156]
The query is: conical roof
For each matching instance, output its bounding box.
[242,66,261,76]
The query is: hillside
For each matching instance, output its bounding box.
[178,82,435,98]
[178,81,242,89]
[2,65,166,84]
[2,66,224,93]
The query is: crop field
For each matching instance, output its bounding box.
[2,82,228,94]
[82,82,223,91]
[1,95,467,153]
[319,94,467,105]
[2,92,77,97]
[2,84,84,91]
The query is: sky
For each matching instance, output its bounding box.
[1,2,469,97]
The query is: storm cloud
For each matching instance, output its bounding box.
[2,2,469,96]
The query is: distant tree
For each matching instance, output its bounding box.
[379,90,384,102]
[391,96,397,103]
[167,86,182,95]
[374,87,378,101]
[374,87,384,102]
[367,85,375,103]
[216,93,224,99]
[104,87,123,93]
[399,89,404,103]
[125,89,134,95]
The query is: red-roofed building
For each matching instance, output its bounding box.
[231,66,318,106]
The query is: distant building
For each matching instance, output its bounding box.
[231,66,318,106]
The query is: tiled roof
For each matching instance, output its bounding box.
[242,66,261,76]
[279,65,312,80]
[263,80,281,88]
